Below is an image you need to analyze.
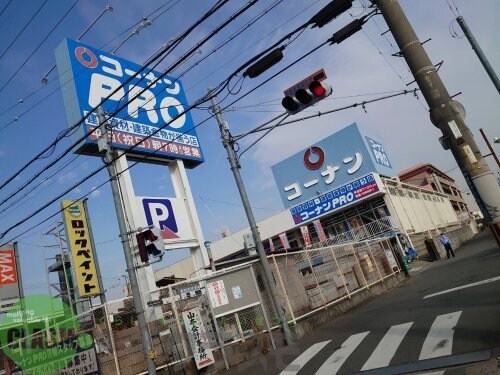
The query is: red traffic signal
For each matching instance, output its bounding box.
[282,80,332,114]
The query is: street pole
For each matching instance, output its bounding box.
[376,0,500,245]
[97,108,157,374]
[456,16,500,95]
[208,89,293,345]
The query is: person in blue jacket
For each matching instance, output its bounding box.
[440,233,456,259]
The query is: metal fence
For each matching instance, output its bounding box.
[308,216,399,249]
[0,236,402,375]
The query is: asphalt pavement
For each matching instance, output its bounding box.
[225,230,500,375]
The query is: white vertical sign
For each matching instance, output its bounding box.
[182,307,215,369]
[206,280,229,308]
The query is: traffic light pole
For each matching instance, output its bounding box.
[97,108,158,374]
[208,89,293,345]
[375,0,500,244]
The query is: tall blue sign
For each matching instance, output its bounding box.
[271,123,393,208]
[55,39,203,167]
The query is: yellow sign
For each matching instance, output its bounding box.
[62,200,101,297]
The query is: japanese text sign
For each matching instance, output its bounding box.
[55,39,203,167]
[366,136,392,168]
[182,307,215,369]
[62,201,101,298]
[206,280,229,308]
[290,173,383,225]
[272,123,393,208]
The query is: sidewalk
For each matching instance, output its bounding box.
[407,229,496,277]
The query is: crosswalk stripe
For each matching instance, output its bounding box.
[315,332,369,375]
[361,322,414,370]
[419,311,462,360]
[279,340,331,375]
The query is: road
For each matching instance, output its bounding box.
[228,230,500,374]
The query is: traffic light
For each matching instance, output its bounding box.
[282,80,332,114]
[136,227,164,262]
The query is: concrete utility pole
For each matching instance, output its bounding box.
[376,0,500,245]
[208,89,293,345]
[456,16,500,95]
[97,108,157,374]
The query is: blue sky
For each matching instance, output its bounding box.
[0,0,498,301]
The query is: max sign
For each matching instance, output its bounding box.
[0,245,21,313]
[0,249,16,285]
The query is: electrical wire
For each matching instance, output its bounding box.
[0,0,49,61]
[174,0,285,81]
[0,0,81,94]
[234,89,420,137]
[0,0,13,18]
[0,25,333,244]
[0,0,260,219]
[0,1,181,118]
[444,0,461,17]
[0,4,369,244]
[185,0,324,93]
[0,0,233,193]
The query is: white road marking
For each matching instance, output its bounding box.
[315,332,369,375]
[361,322,413,370]
[423,275,500,299]
[279,340,331,375]
[419,311,462,360]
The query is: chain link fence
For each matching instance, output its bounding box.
[1,235,403,375]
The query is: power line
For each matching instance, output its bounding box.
[235,89,420,138]
[0,0,259,231]
[0,18,334,244]
[0,1,182,118]
[0,0,13,18]
[0,0,252,217]
[184,0,323,93]
[0,1,364,244]
[0,0,49,61]
[444,0,461,17]
[0,0,232,193]
[0,0,81,94]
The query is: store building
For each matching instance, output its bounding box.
[209,123,474,263]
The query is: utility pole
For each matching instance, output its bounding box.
[376,0,500,245]
[208,89,293,345]
[456,16,500,95]
[97,108,157,374]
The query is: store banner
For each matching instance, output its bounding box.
[313,220,328,242]
[300,226,312,247]
[62,201,101,298]
[0,244,21,313]
[279,233,290,250]
[269,238,275,253]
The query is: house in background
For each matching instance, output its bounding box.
[398,163,469,216]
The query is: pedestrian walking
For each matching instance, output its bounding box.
[440,233,455,259]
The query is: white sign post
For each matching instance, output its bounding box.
[182,307,215,369]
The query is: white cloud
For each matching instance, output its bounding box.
[90,187,102,198]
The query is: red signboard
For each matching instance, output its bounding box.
[0,249,17,285]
